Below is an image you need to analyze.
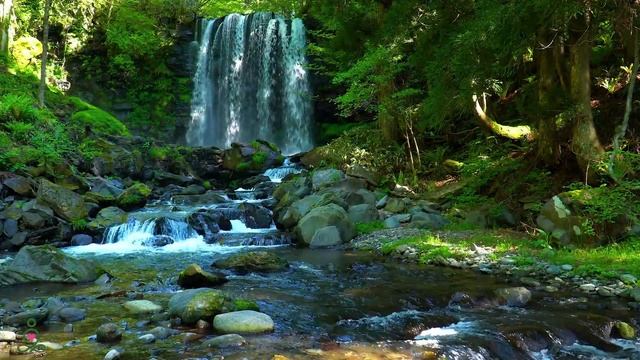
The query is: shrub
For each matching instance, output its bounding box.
[0,94,40,123]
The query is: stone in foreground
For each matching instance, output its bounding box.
[123,300,162,314]
[213,310,274,334]
[203,334,247,348]
[168,288,226,324]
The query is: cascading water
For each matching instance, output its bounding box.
[103,218,201,246]
[187,13,313,155]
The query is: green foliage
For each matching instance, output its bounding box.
[71,219,89,231]
[355,221,385,235]
[0,94,40,122]
[564,181,640,225]
[231,299,259,312]
[118,182,152,209]
[252,152,267,166]
[70,109,130,137]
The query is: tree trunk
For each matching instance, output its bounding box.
[0,0,13,60]
[38,0,52,108]
[536,28,562,165]
[568,13,603,174]
[472,94,535,141]
[378,79,401,142]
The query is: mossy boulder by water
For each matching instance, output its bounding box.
[168,288,226,324]
[36,179,88,221]
[295,204,355,246]
[213,251,288,274]
[117,183,152,210]
[177,263,228,288]
[88,207,128,232]
[0,245,105,286]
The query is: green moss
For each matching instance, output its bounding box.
[231,299,260,311]
[237,162,250,172]
[117,182,152,209]
[70,108,130,137]
[356,221,385,234]
[149,146,169,161]
[11,36,42,69]
[252,151,268,166]
[203,180,212,190]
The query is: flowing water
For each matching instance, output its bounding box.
[187,13,313,155]
[5,162,629,359]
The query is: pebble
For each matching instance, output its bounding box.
[0,331,16,341]
[561,264,573,271]
[138,334,155,344]
[104,348,122,360]
[580,284,596,292]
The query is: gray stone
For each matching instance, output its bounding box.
[309,226,342,248]
[213,310,274,334]
[0,331,16,341]
[376,195,389,209]
[347,204,379,224]
[59,307,86,322]
[123,300,162,314]
[561,264,573,271]
[410,212,448,230]
[311,169,345,190]
[0,245,105,286]
[494,287,532,307]
[9,232,27,247]
[620,274,637,285]
[3,219,17,238]
[149,326,178,340]
[37,179,88,221]
[104,348,122,360]
[384,216,401,229]
[71,234,93,246]
[177,264,227,288]
[295,204,355,246]
[96,323,122,343]
[3,176,34,196]
[138,334,155,344]
[88,207,128,231]
[4,308,48,326]
[21,212,45,229]
[384,197,408,213]
[203,334,247,348]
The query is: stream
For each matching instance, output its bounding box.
[2,163,640,360]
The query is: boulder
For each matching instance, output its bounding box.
[213,251,288,273]
[273,176,311,202]
[84,178,124,205]
[222,141,283,173]
[237,203,272,229]
[178,264,228,288]
[123,300,162,314]
[37,179,88,221]
[536,189,633,247]
[88,207,128,231]
[187,211,229,240]
[384,197,409,213]
[2,175,34,196]
[180,185,206,196]
[212,310,274,334]
[203,334,247,348]
[295,204,355,246]
[71,234,93,246]
[96,323,122,343]
[343,189,377,207]
[311,169,345,190]
[348,204,379,224]
[0,245,105,286]
[384,216,401,229]
[168,288,226,324]
[614,321,636,340]
[117,183,152,210]
[3,219,18,237]
[277,193,346,229]
[21,212,44,229]
[58,307,86,322]
[309,226,342,248]
[3,308,48,326]
[410,212,448,230]
[346,165,379,186]
[154,171,195,187]
[495,287,531,307]
[172,191,227,206]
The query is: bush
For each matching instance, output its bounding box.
[0,94,40,123]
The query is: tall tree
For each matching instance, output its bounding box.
[0,0,13,60]
[38,0,52,108]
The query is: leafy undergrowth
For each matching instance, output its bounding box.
[381,230,640,280]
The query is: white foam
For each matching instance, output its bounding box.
[222,219,277,233]
[414,321,477,340]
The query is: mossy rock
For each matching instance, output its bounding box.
[177,263,227,288]
[36,179,88,222]
[213,251,289,274]
[230,299,260,312]
[88,207,128,232]
[71,109,129,137]
[11,36,42,69]
[167,288,227,324]
[117,183,152,210]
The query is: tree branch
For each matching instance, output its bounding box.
[472,94,536,141]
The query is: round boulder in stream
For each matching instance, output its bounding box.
[178,263,228,288]
[212,251,288,274]
[213,310,274,334]
[168,288,226,324]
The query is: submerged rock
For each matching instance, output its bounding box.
[177,263,228,288]
[213,310,274,334]
[168,288,226,324]
[203,334,247,348]
[0,245,105,287]
[495,287,532,307]
[213,251,288,273]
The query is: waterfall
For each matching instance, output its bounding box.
[103,218,200,246]
[187,13,313,155]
